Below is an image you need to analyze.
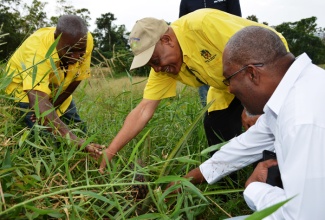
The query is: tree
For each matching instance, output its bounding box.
[91,13,131,73]
[246,15,268,26]
[49,0,91,27]
[0,0,26,61]
[276,17,325,64]
[246,15,258,22]
[22,0,49,33]
[93,13,119,52]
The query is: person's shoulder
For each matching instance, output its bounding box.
[174,8,235,31]
[22,27,54,45]
[178,8,236,24]
[34,27,55,35]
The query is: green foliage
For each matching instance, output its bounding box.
[22,0,48,33]
[0,1,26,61]
[246,15,258,22]
[49,1,92,27]
[93,12,129,52]
[0,60,289,219]
[91,12,130,74]
[0,62,254,218]
[276,17,325,64]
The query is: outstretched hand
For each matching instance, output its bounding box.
[165,181,182,194]
[84,143,105,160]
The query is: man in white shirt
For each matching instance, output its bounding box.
[173,26,325,219]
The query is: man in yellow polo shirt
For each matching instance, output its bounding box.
[99,9,288,172]
[6,15,102,158]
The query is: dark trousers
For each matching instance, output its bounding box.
[18,100,87,133]
[204,97,243,183]
[204,97,243,147]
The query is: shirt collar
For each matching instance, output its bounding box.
[264,53,312,115]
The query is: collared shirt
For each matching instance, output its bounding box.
[6,27,93,115]
[200,53,325,219]
[143,9,288,112]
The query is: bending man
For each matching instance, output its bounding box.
[99,9,288,171]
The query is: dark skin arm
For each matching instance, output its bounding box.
[99,98,160,173]
[165,167,206,193]
[51,81,79,107]
[183,167,206,184]
[27,88,103,159]
[166,159,278,193]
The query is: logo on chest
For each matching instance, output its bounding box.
[200,49,216,63]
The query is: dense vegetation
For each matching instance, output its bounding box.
[0,63,254,219]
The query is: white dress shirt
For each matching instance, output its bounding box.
[199,53,325,219]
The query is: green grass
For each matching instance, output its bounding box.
[0,68,256,219]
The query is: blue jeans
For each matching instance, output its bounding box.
[18,100,87,133]
[198,84,209,107]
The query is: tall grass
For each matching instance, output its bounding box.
[0,63,257,219]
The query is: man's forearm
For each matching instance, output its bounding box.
[101,99,159,163]
[28,90,80,143]
[52,91,71,107]
[52,81,81,107]
[105,105,154,157]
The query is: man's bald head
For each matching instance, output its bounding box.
[224,26,288,66]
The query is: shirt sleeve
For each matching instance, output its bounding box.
[243,121,325,219]
[143,69,177,100]
[199,114,275,184]
[244,182,285,220]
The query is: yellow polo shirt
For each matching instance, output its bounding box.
[6,27,93,115]
[143,9,288,112]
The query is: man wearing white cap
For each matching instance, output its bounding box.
[99,8,288,172]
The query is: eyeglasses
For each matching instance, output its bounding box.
[222,63,264,86]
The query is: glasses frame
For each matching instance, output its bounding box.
[223,63,264,86]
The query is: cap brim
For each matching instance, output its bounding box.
[130,45,155,70]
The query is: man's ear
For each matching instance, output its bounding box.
[160,34,171,44]
[248,65,260,85]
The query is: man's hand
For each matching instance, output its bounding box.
[84,143,104,160]
[98,148,116,174]
[165,181,182,194]
[164,167,206,194]
[241,109,261,131]
[245,159,278,188]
